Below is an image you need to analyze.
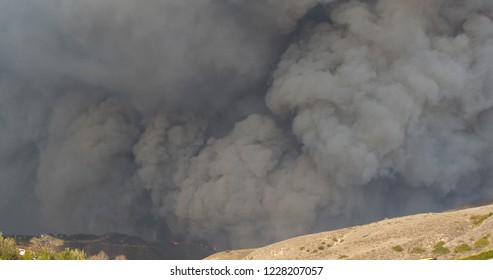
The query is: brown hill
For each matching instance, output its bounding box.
[206,204,493,260]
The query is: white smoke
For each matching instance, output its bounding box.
[1,0,493,248]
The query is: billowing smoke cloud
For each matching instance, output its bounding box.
[1,0,493,248]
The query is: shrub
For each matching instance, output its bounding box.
[115,255,127,260]
[410,247,426,254]
[474,236,490,248]
[89,250,109,260]
[432,241,450,255]
[454,243,472,253]
[318,246,325,250]
[461,249,493,260]
[1,232,87,260]
[55,248,86,260]
[18,249,37,260]
[36,250,56,260]
[0,233,18,260]
[470,213,493,226]
[338,255,348,259]
[392,246,403,252]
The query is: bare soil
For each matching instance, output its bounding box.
[206,204,493,260]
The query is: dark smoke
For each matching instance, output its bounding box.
[1,0,493,249]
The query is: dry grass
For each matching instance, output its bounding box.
[89,250,110,260]
[470,213,492,226]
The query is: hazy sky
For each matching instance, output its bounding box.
[1,0,493,248]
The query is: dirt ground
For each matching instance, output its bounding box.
[206,204,493,260]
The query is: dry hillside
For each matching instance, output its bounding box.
[206,204,493,260]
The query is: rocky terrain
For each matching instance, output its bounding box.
[206,204,493,260]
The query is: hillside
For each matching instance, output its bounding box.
[206,204,493,260]
[4,232,215,260]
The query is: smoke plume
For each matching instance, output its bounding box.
[1,0,493,248]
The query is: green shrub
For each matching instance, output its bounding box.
[318,246,325,250]
[18,250,37,260]
[36,250,56,260]
[461,249,493,260]
[0,232,87,260]
[392,246,403,252]
[474,236,490,248]
[454,243,472,253]
[0,233,18,260]
[410,247,426,254]
[470,213,492,226]
[432,241,450,255]
[55,248,86,260]
[338,255,348,259]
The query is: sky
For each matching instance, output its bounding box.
[1,0,493,249]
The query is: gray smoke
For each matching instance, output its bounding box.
[1,0,493,248]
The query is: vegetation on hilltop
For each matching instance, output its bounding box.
[1,232,86,260]
[461,249,493,260]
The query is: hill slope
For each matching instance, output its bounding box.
[8,233,215,260]
[206,204,493,260]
